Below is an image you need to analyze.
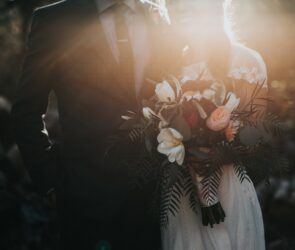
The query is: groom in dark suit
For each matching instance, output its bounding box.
[11,0,163,249]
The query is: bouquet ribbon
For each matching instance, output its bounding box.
[195,174,226,227]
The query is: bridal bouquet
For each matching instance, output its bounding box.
[113,75,288,228]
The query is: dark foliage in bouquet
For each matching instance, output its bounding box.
[107,74,289,228]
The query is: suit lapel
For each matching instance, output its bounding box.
[76,0,118,66]
[72,0,159,104]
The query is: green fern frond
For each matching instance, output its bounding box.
[200,168,223,206]
[160,164,185,228]
[233,165,251,184]
[262,113,285,137]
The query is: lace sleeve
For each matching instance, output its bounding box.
[229,44,268,120]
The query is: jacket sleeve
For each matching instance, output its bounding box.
[11,9,59,196]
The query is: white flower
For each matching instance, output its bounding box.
[121,115,132,120]
[155,80,176,102]
[192,93,202,101]
[182,89,215,103]
[157,128,185,165]
[224,92,240,112]
[142,107,157,120]
[202,89,216,101]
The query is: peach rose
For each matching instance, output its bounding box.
[206,106,231,131]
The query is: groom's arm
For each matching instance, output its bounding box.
[11,9,59,196]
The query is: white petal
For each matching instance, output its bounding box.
[142,107,156,120]
[157,128,185,163]
[172,77,182,99]
[121,115,132,120]
[184,95,193,101]
[169,128,183,141]
[157,128,173,143]
[157,142,173,155]
[193,91,202,101]
[167,144,185,165]
[212,81,226,105]
[202,89,215,100]
[195,102,208,119]
[225,92,240,112]
[168,153,176,163]
[175,145,185,165]
[167,146,179,163]
[163,81,176,101]
[155,81,176,102]
[158,141,177,152]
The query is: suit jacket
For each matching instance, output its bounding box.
[11,0,166,227]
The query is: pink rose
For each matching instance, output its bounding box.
[206,106,231,131]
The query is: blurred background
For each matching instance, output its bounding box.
[0,0,294,249]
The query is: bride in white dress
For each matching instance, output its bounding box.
[161,1,267,249]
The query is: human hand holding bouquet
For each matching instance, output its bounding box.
[116,75,287,228]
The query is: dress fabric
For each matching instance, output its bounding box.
[162,165,265,250]
[161,43,267,250]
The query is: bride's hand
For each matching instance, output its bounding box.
[188,147,215,177]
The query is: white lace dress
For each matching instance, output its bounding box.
[161,43,267,250]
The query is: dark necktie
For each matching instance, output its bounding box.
[114,3,135,105]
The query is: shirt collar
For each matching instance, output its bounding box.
[95,0,137,13]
